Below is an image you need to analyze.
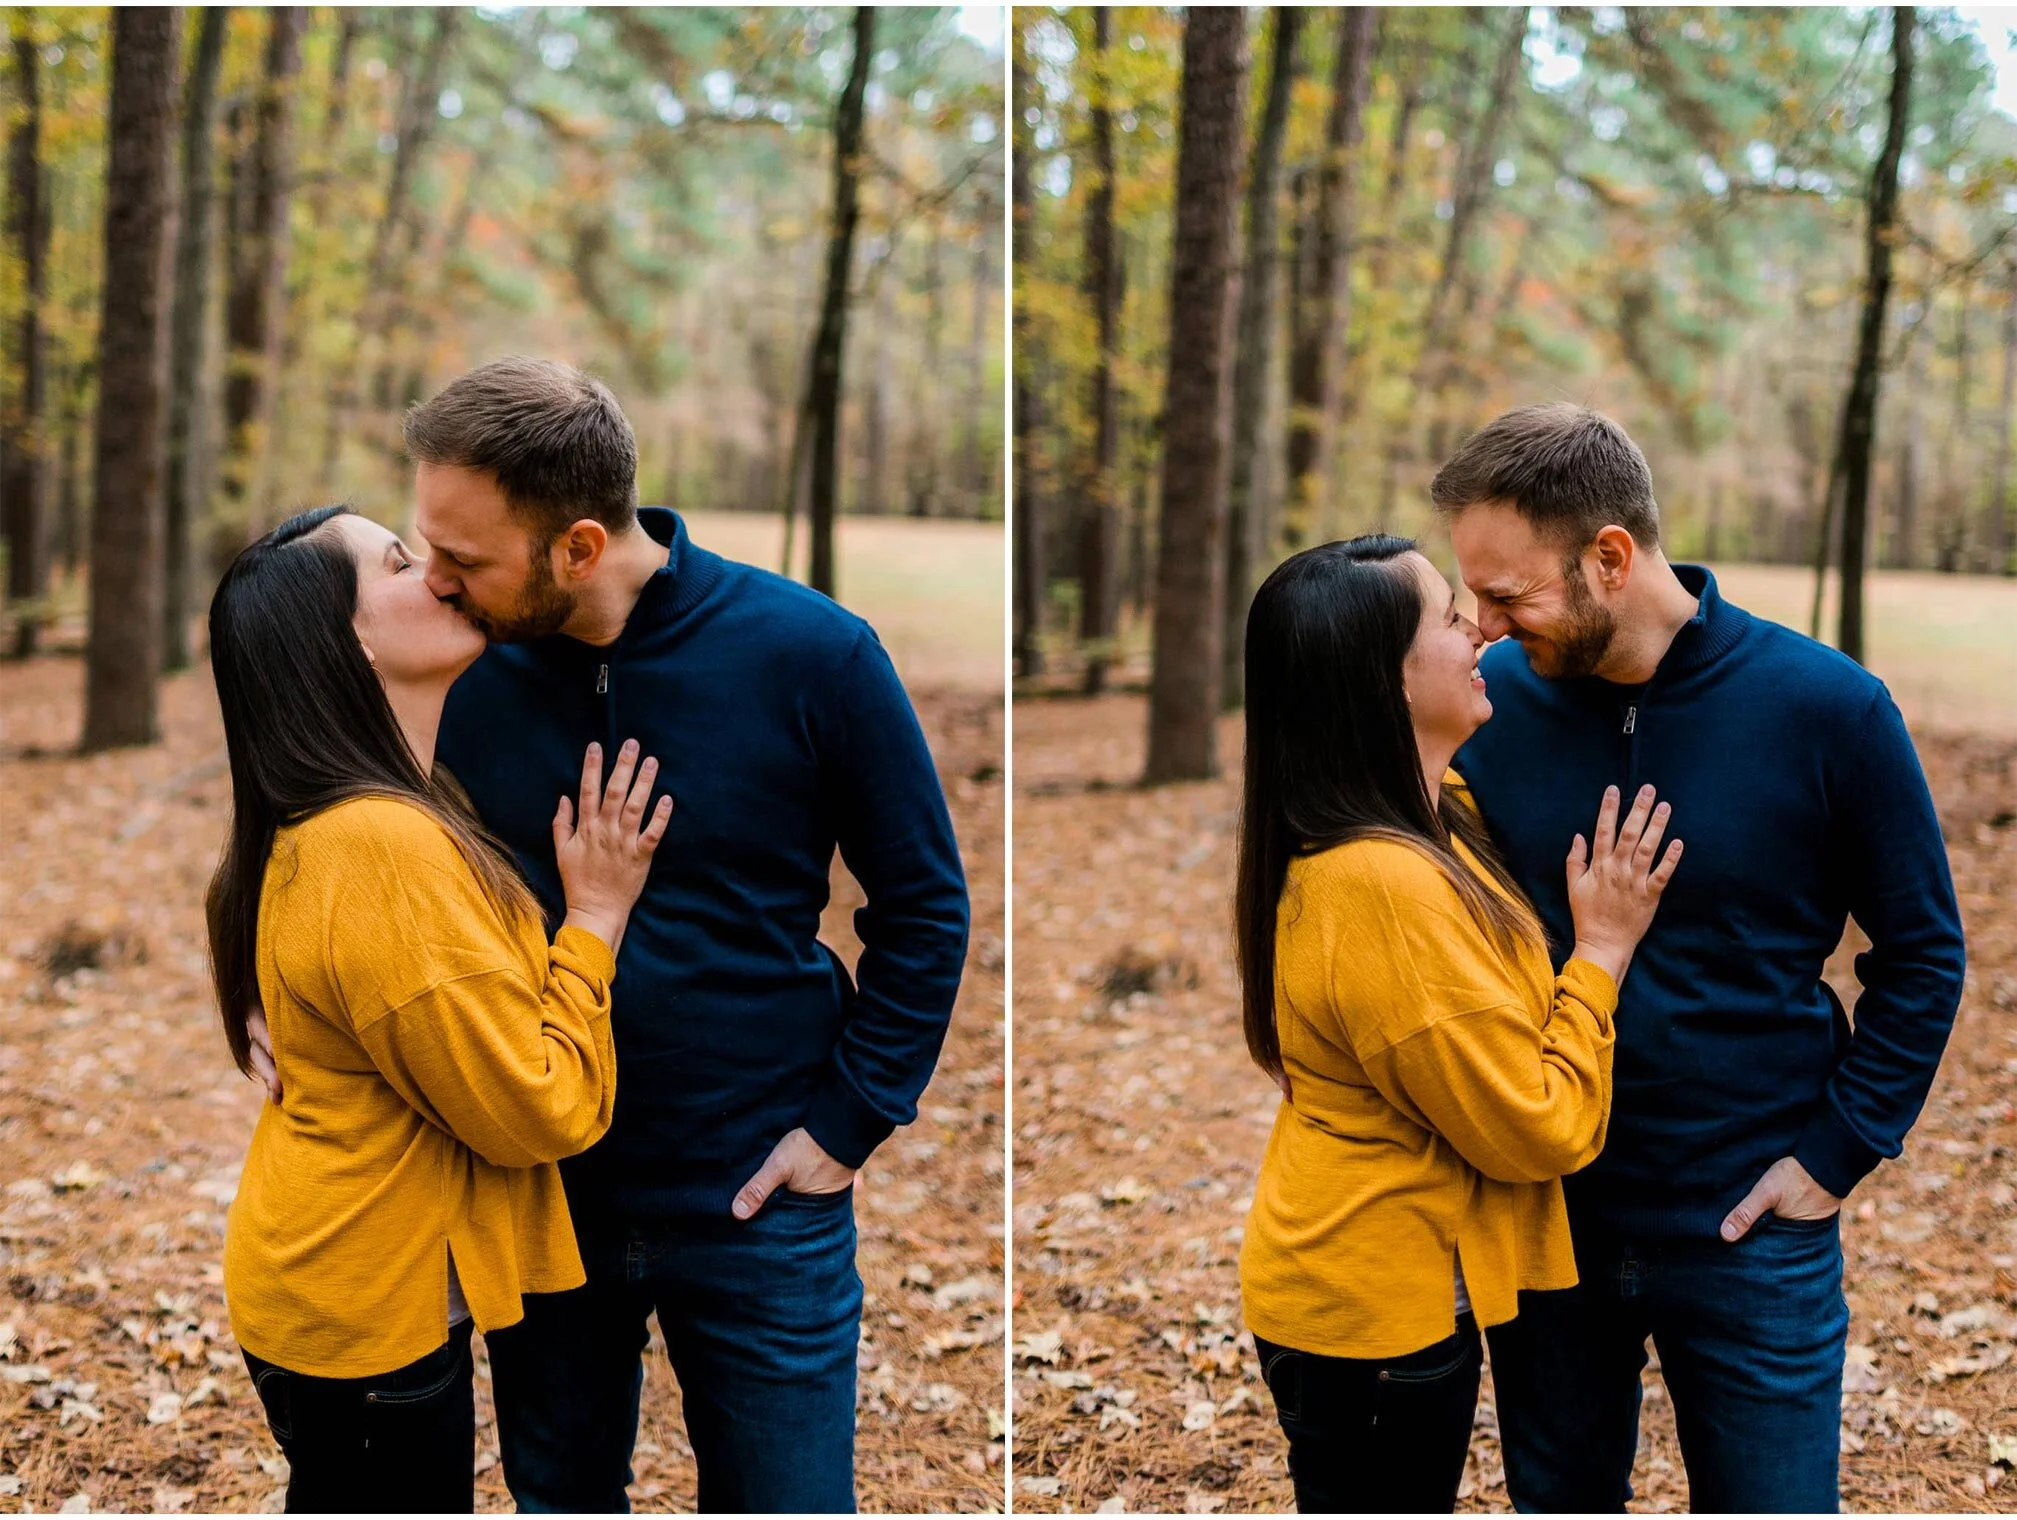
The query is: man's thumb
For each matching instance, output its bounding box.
[732,1152,788,1221]
[1720,1179,1776,1242]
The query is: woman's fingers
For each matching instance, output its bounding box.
[1634,800,1672,871]
[1614,785,1656,858]
[578,742,604,826]
[1565,831,1588,886]
[552,794,574,850]
[621,756,659,833]
[1649,837,1684,891]
[640,794,674,851]
[1592,786,1621,858]
[603,739,640,814]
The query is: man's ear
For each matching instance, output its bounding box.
[1591,525,1637,591]
[552,519,611,582]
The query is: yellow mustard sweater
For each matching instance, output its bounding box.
[223,796,617,1378]
[1240,780,1618,1360]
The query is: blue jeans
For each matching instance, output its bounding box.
[1487,1213,1849,1513]
[485,1187,863,1513]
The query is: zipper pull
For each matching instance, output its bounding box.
[596,663,609,695]
[1622,705,1637,735]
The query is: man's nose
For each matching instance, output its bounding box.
[1476,604,1514,642]
[422,560,458,600]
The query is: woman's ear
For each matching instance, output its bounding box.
[358,640,378,669]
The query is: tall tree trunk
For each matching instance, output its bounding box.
[859,254,893,515]
[1080,7,1124,694]
[907,215,945,518]
[55,364,86,577]
[1990,261,2017,576]
[1012,36,1045,679]
[1836,7,1912,665]
[162,7,227,672]
[964,201,995,515]
[1144,8,1247,785]
[83,7,180,753]
[1280,8,1375,550]
[321,9,458,483]
[216,7,303,561]
[805,6,873,599]
[2,18,47,658]
[1397,6,1527,485]
[1222,7,1302,710]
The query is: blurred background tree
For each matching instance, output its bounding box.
[1011,5,2017,773]
[0,5,1004,747]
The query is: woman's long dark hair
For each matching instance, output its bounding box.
[1235,534,1543,1087]
[206,505,535,1076]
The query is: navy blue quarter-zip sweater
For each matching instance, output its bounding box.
[1453,566,1964,1238]
[436,508,970,1220]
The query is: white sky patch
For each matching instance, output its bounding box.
[1956,7,2017,119]
[956,5,1005,56]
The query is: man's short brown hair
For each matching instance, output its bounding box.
[1430,402,1661,552]
[403,356,638,542]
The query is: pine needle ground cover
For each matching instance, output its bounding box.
[1013,670,2017,1513]
[0,513,1006,1514]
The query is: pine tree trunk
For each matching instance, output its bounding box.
[2,19,47,658]
[1990,262,2017,576]
[964,203,994,516]
[805,6,873,599]
[1222,7,1302,711]
[1280,8,1375,550]
[1837,7,1913,665]
[1079,7,1124,694]
[1012,38,1045,679]
[83,7,180,753]
[162,7,227,672]
[1144,8,1247,785]
[216,7,302,561]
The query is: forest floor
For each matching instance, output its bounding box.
[1012,685,2017,1515]
[0,517,1006,1515]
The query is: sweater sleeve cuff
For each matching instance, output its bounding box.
[1793,1106,1885,1199]
[551,925,618,1005]
[803,1078,899,1171]
[1558,957,1621,1018]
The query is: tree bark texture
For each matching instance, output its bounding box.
[1012,37,1044,679]
[1144,8,1247,784]
[218,6,303,556]
[806,6,874,598]
[162,6,227,670]
[2,18,47,657]
[1280,8,1375,551]
[1836,6,1912,664]
[84,6,180,752]
[1223,7,1302,710]
[1079,6,1123,694]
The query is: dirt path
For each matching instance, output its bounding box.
[1012,694,2017,1514]
[0,653,1004,1514]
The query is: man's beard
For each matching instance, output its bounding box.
[1525,565,1616,680]
[462,551,579,643]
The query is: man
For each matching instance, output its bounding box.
[1439,403,1964,1513]
[266,356,969,1512]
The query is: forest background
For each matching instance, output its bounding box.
[0,6,1009,1514]
[1012,7,2017,1513]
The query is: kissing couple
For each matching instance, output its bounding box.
[1236,404,1965,1514]
[205,357,971,1513]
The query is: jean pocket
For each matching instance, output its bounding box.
[1379,1329,1476,1385]
[248,1361,294,1443]
[1259,1345,1303,1424]
[772,1184,855,1208]
[363,1327,469,1406]
[1758,1211,1841,1236]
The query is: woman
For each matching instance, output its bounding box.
[208,505,672,1512]
[1236,535,1682,1514]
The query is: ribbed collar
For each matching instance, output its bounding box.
[1657,563,1752,677]
[625,506,728,632]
